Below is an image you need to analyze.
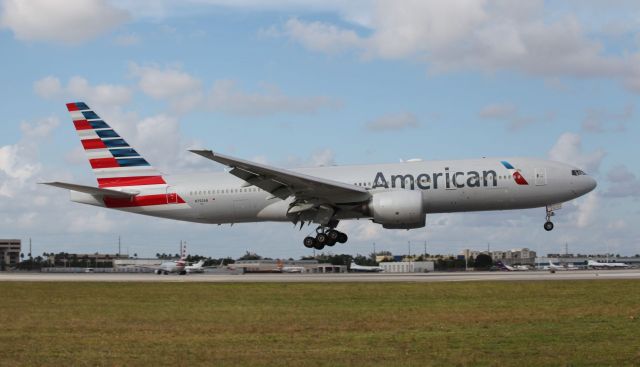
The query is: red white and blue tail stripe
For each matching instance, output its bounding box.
[66,102,189,210]
[66,102,166,189]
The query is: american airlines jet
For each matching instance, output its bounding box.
[44,102,597,250]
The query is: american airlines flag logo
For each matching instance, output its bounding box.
[501,161,529,185]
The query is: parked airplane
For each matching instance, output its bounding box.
[185,260,206,273]
[494,261,530,271]
[545,261,578,271]
[350,261,384,272]
[587,260,630,269]
[281,266,306,273]
[142,258,187,275]
[44,102,597,250]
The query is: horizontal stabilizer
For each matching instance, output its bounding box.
[40,182,138,199]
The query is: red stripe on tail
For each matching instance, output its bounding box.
[74,120,92,130]
[90,158,120,169]
[82,139,107,150]
[66,103,79,111]
[104,194,185,208]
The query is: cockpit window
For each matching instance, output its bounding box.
[571,169,587,176]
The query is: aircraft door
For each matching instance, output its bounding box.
[167,187,178,204]
[535,168,547,186]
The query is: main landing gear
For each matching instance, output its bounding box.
[544,205,555,231]
[303,226,348,250]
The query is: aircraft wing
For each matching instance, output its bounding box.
[41,182,137,199]
[190,150,371,204]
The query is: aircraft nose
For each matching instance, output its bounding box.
[584,176,597,193]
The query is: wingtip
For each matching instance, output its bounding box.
[189,149,214,156]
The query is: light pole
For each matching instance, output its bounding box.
[372,242,376,262]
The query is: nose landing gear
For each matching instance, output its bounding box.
[303,226,348,250]
[544,205,555,231]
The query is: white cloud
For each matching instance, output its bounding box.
[603,165,640,198]
[281,18,362,54]
[575,194,599,228]
[0,116,59,198]
[582,104,634,133]
[0,144,39,184]
[0,0,129,44]
[33,76,62,99]
[365,112,418,132]
[20,116,59,140]
[479,103,516,119]
[127,64,341,116]
[114,33,141,46]
[548,133,605,173]
[208,79,341,116]
[274,1,640,92]
[479,103,552,132]
[309,148,335,167]
[68,211,116,234]
[129,63,203,112]
[33,76,133,109]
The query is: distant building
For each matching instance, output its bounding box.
[232,259,346,273]
[379,261,434,273]
[461,248,537,266]
[492,248,536,265]
[47,253,129,268]
[114,258,163,269]
[461,249,484,260]
[375,255,394,263]
[0,239,21,270]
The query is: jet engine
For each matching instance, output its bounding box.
[368,190,425,229]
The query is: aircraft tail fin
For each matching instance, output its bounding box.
[66,102,166,189]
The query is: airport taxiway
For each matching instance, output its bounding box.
[1,269,639,282]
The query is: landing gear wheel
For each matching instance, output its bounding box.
[313,242,325,250]
[327,230,340,242]
[544,221,554,231]
[303,236,317,248]
[316,232,329,245]
[337,232,348,244]
[326,238,337,247]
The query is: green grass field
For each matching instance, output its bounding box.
[0,280,639,366]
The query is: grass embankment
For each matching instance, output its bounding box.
[0,281,639,366]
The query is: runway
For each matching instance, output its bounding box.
[1,269,640,283]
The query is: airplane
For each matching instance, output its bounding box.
[587,260,630,269]
[43,102,597,250]
[495,262,531,271]
[185,259,206,273]
[141,257,187,275]
[281,265,306,273]
[513,264,532,271]
[274,259,306,273]
[350,261,384,272]
[545,261,578,271]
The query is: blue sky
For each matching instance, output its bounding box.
[0,0,638,259]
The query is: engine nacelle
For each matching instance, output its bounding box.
[369,190,425,229]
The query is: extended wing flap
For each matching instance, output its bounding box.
[41,182,138,199]
[190,150,371,204]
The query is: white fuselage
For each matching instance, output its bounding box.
[71,157,596,226]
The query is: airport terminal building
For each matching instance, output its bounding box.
[0,239,21,270]
[379,261,434,273]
